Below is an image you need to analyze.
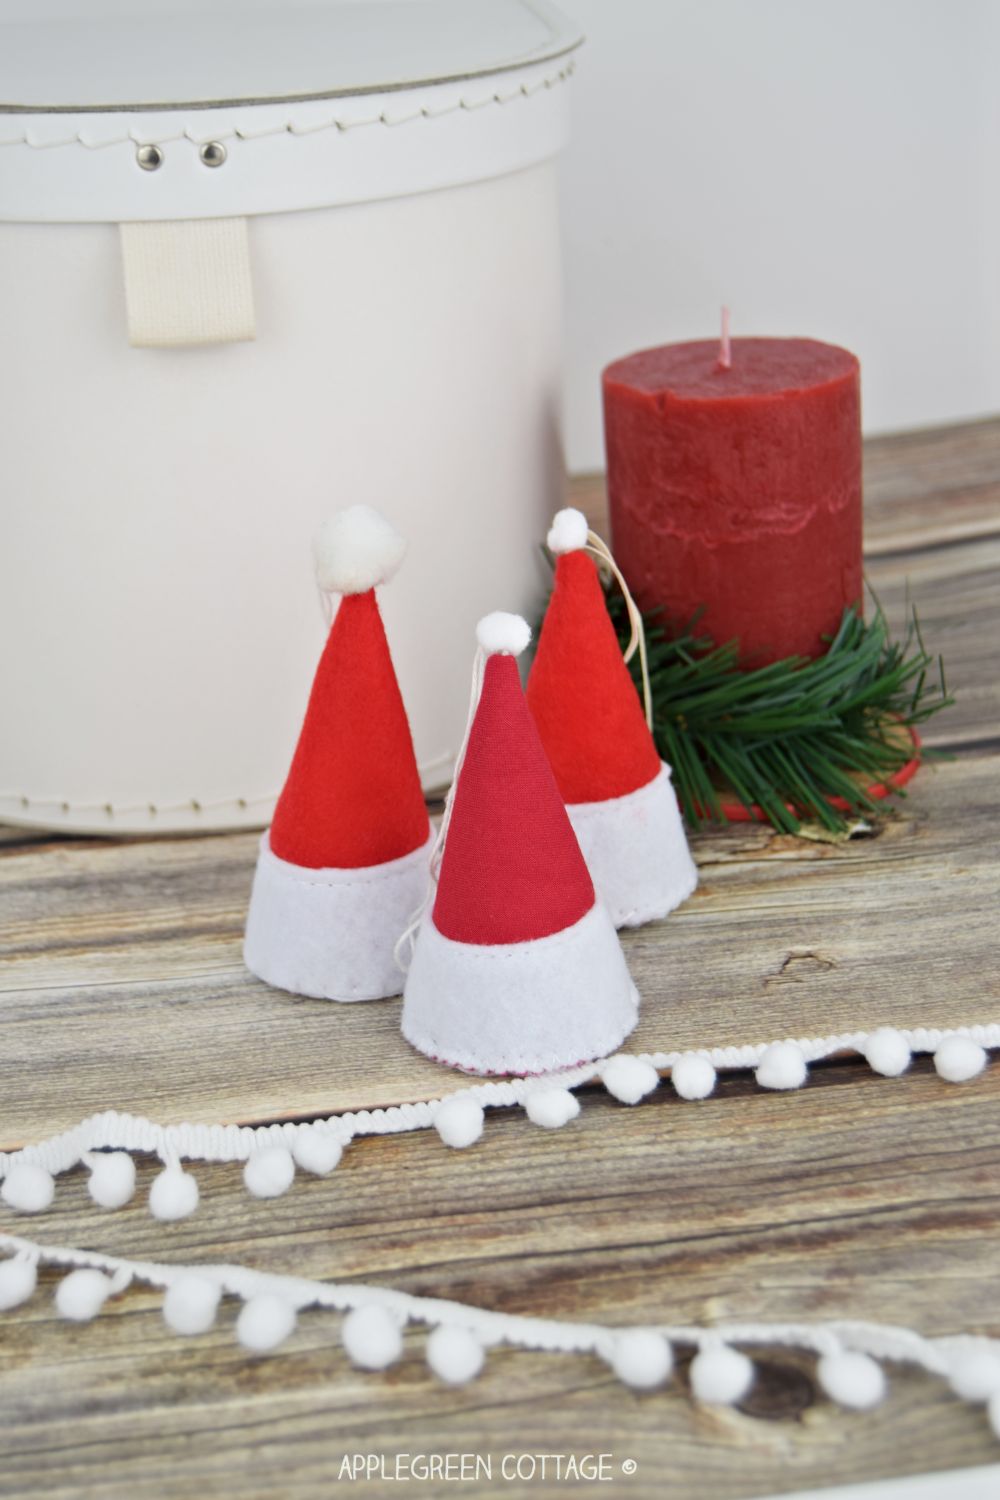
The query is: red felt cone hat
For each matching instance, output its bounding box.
[527,511,660,805]
[244,506,432,1003]
[526,508,698,929]
[433,646,595,947]
[401,612,638,1076]
[269,588,429,872]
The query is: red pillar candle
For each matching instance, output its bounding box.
[602,337,862,662]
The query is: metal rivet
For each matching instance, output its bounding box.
[136,143,163,171]
[199,141,227,168]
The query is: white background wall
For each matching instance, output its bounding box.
[559,0,1000,472]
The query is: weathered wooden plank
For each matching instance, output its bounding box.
[0,751,997,1147]
[2,1060,999,1499]
[862,417,1000,554]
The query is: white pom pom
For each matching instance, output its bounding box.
[244,1146,295,1200]
[476,612,531,658]
[949,1348,1000,1402]
[671,1054,717,1100]
[1,1162,55,1213]
[434,1095,485,1149]
[755,1041,808,1091]
[149,1164,199,1221]
[602,1055,659,1106]
[546,507,589,555]
[934,1035,987,1083]
[0,1257,37,1311]
[610,1329,673,1390]
[426,1325,485,1385]
[524,1087,580,1129]
[988,1388,1000,1440]
[163,1275,222,1337]
[817,1349,886,1410]
[56,1268,114,1322]
[690,1345,754,1405]
[237,1294,297,1354]
[313,505,406,595]
[342,1304,403,1370]
[87,1151,136,1209]
[863,1028,911,1078]
[291,1128,343,1177]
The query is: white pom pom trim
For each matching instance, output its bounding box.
[291,1128,343,1177]
[427,1325,485,1385]
[524,1087,580,1129]
[56,1268,115,1322]
[546,507,589,555]
[342,1304,404,1370]
[434,1095,485,1149]
[817,1349,886,1410]
[313,505,407,596]
[0,1027,996,1223]
[610,1329,673,1390]
[243,1147,296,1200]
[863,1027,911,1078]
[6,1229,1000,1435]
[1,1163,55,1214]
[149,1164,199,1222]
[989,1388,1000,1442]
[689,1344,754,1405]
[86,1151,136,1210]
[671,1054,717,1100]
[475,612,531,657]
[934,1035,987,1083]
[237,1294,297,1353]
[949,1348,1000,1402]
[0,1256,37,1311]
[164,1275,222,1337]
[755,1041,808,1091]
[602,1055,659,1105]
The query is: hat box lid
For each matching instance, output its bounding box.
[0,0,583,222]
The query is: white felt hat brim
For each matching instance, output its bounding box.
[401,901,639,1075]
[567,762,698,929]
[244,829,433,1002]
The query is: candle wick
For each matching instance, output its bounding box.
[718,305,732,371]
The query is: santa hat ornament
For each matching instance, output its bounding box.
[401,612,638,1075]
[526,509,697,928]
[243,506,433,1002]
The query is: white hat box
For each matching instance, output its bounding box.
[0,0,581,834]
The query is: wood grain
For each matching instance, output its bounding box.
[2,419,1000,1498]
[3,1062,1000,1499]
[1,751,997,1146]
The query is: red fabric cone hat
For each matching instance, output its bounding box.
[401,612,638,1075]
[270,586,429,870]
[433,646,595,946]
[245,506,433,1003]
[527,510,661,804]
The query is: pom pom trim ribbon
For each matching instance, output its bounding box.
[0,1023,995,1220]
[4,1229,1000,1436]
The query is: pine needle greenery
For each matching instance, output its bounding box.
[605,593,952,834]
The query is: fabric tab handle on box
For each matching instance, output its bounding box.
[119,218,256,348]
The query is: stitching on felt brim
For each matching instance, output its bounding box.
[260,828,433,889]
[399,1013,639,1078]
